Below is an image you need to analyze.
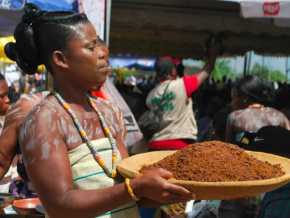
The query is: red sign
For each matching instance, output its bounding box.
[263,2,280,16]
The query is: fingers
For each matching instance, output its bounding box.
[157,168,175,179]
[139,168,196,204]
[148,168,195,198]
[169,184,195,198]
[163,186,195,204]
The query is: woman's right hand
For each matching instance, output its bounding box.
[129,168,195,204]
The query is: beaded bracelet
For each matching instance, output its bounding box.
[125,178,141,201]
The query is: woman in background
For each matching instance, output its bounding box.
[225,75,290,145]
[0,73,13,193]
[221,75,290,218]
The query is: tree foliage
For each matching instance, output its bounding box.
[207,59,286,82]
[211,59,234,81]
[249,63,286,82]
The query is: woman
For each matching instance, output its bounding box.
[4,3,195,217]
[0,91,49,198]
[221,75,290,218]
[0,73,10,125]
[225,75,290,144]
[0,73,13,193]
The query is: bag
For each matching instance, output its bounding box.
[138,82,171,140]
[138,109,161,140]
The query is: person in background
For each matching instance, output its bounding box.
[124,72,137,86]
[5,65,21,103]
[89,39,143,148]
[0,74,10,129]
[0,91,49,198]
[4,4,195,217]
[225,75,290,145]
[220,75,290,218]
[145,38,221,151]
[0,73,14,193]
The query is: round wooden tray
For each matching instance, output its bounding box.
[117,150,290,200]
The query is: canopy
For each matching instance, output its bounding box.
[2,0,290,60]
[108,0,290,59]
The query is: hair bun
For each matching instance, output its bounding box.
[4,42,17,61]
[22,3,45,25]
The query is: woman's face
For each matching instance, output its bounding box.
[89,43,110,92]
[231,88,245,111]
[63,22,109,89]
[0,80,10,116]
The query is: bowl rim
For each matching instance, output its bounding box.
[117,150,290,200]
[12,198,41,209]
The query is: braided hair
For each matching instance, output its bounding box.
[4,3,89,75]
[233,75,275,105]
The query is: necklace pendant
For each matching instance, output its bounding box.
[248,104,264,108]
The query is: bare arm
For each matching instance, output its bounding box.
[196,39,221,86]
[0,112,19,179]
[0,92,46,179]
[225,112,236,143]
[282,117,290,130]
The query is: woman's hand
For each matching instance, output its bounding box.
[130,168,195,204]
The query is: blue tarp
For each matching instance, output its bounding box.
[0,0,74,10]
[29,0,73,11]
[0,0,24,10]
[0,0,77,36]
[109,56,155,71]
[123,63,154,71]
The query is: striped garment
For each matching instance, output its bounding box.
[10,147,37,199]
[45,138,140,217]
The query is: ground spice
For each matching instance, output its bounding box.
[140,141,285,182]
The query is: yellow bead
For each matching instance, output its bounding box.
[89,99,93,104]
[104,127,110,134]
[112,156,117,163]
[80,130,86,137]
[99,160,105,167]
[63,103,70,110]
[111,170,117,178]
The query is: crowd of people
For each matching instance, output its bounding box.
[0,2,289,218]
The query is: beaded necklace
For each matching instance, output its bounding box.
[248,104,264,108]
[51,90,117,178]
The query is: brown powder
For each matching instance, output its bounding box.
[140,141,285,182]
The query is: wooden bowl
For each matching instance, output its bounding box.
[12,198,41,215]
[117,150,290,200]
[0,193,18,210]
